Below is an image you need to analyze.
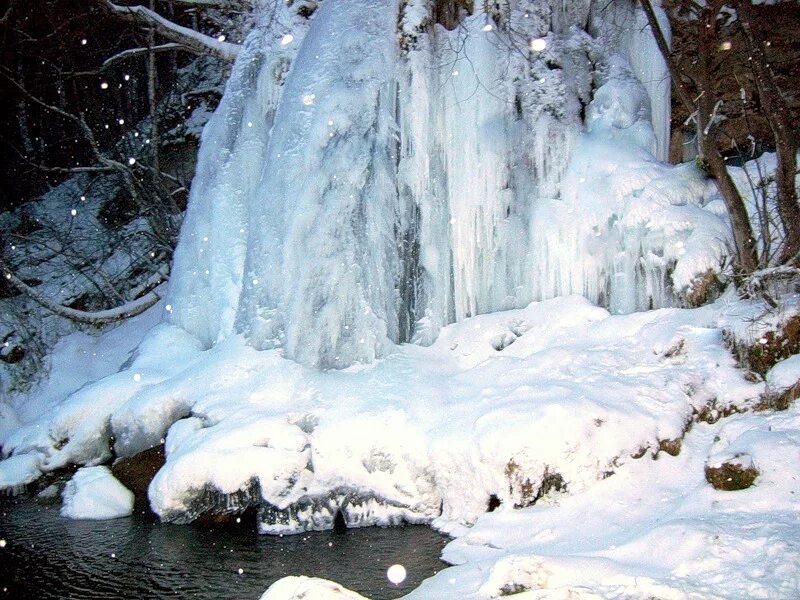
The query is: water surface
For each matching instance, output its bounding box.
[0,501,449,599]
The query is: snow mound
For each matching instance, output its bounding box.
[289,403,800,599]
[259,576,368,600]
[766,354,800,392]
[0,452,41,493]
[61,466,134,520]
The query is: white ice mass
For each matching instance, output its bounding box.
[1,0,799,599]
[165,0,715,370]
[61,466,134,520]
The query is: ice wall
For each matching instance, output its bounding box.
[166,4,311,348]
[236,0,402,369]
[166,0,726,369]
[629,3,672,161]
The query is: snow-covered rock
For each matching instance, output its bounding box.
[0,452,41,494]
[259,577,368,600]
[767,354,800,393]
[60,466,134,520]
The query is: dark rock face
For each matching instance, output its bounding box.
[111,444,165,508]
[433,0,474,30]
[705,457,759,491]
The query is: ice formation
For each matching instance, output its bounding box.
[164,0,728,369]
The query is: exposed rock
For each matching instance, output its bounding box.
[110,444,165,509]
[705,455,759,491]
[726,313,800,377]
[505,460,567,509]
[680,270,725,308]
[433,0,473,30]
[693,399,743,424]
[756,381,800,412]
[657,437,683,457]
[757,353,800,411]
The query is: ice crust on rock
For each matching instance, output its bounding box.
[61,466,134,520]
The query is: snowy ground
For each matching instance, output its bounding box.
[2,289,799,597]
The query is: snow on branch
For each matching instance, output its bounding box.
[102,43,183,69]
[0,260,162,325]
[104,1,241,61]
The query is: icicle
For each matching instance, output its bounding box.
[629,3,672,161]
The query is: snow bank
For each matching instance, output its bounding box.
[61,466,134,520]
[0,322,203,477]
[3,281,799,599]
[261,402,800,599]
[0,452,41,493]
[112,294,756,534]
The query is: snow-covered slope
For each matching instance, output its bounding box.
[3,279,799,599]
[265,397,800,598]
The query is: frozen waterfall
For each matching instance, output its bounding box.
[165,0,729,369]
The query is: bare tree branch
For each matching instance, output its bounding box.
[103,1,241,60]
[168,0,231,5]
[0,260,162,325]
[102,43,183,69]
[0,0,17,24]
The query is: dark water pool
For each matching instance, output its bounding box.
[0,501,449,599]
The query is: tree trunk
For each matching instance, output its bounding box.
[696,5,758,274]
[735,0,800,264]
[148,0,160,174]
[639,0,758,273]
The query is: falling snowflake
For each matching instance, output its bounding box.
[387,564,407,585]
[529,38,547,51]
